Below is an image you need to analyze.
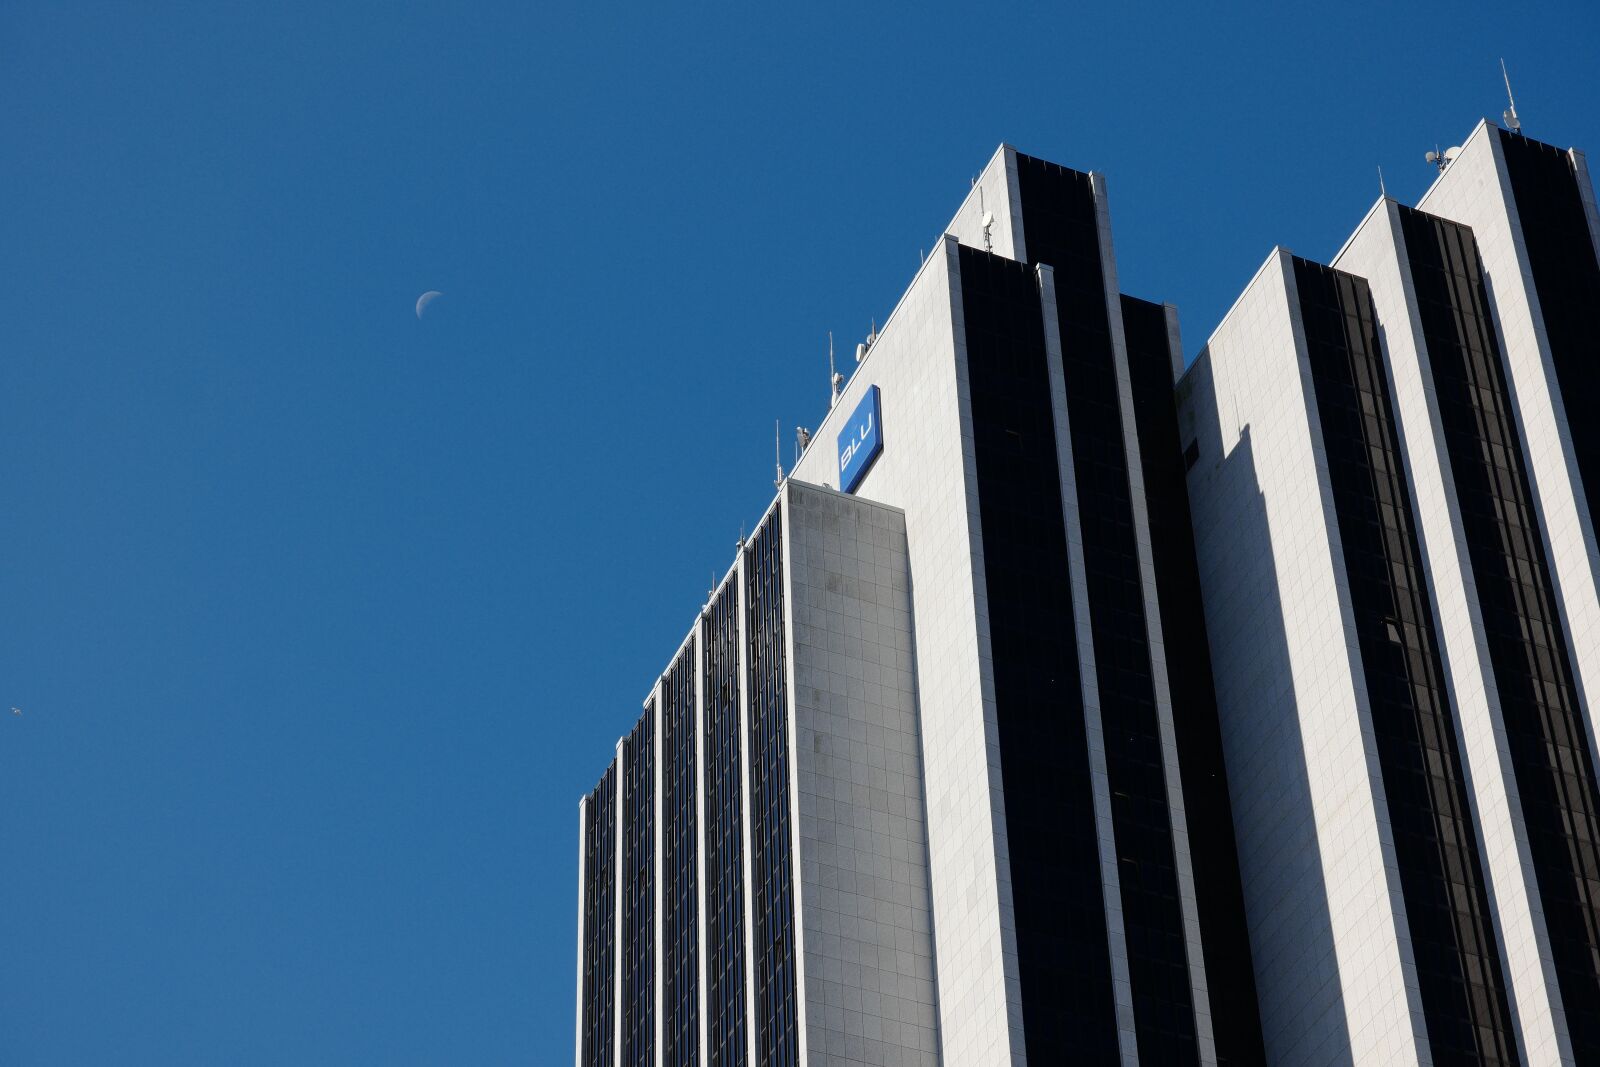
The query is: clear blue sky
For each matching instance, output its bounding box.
[3,2,1596,1062]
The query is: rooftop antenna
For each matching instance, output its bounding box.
[1425,143,1458,173]
[1378,165,1387,198]
[1501,58,1522,134]
[979,186,994,252]
[829,332,843,405]
[855,319,876,363]
[774,419,784,489]
[795,426,811,465]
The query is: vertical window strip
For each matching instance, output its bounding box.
[622,710,655,1066]
[582,764,618,1067]
[958,240,1121,1061]
[1296,257,1518,1065]
[663,644,700,1066]
[1016,158,1198,1062]
[1499,130,1600,519]
[704,579,748,1065]
[744,510,798,1067]
[1122,294,1266,1066]
[1401,205,1600,1061]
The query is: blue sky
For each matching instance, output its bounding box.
[3,2,1597,1062]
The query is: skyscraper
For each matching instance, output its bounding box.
[576,145,1262,1065]
[1180,120,1600,1065]
[579,483,938,1067]
[574,118,1600,1066]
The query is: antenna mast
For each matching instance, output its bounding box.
[1501,58,1522,133]
[774,419,784,489]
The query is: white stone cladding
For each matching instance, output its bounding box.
[788,171,1225,1057]
[1416,121,1600,775]
[1333,199,1570,1065]
[1179,251,1427,1066]
[784,479,941,1066]
[791,236,1026,1064]
[943,145,1026,262]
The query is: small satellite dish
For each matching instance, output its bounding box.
[1425,151,1441,165]
[982,211,995,228]
[1444,146,1463,162]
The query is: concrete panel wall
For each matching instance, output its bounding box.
[791,237,1026,1063]
[1180,251,1424,1066]
[786,480,940,1066]
[1334,200,1569,1065]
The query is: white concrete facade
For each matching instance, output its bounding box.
[1416,121,1600,773]
[575,141,1285,1066]
[791,236,1025,1063]
[1180,250,1428,1066]
[789,155,1222,1063]
[1333,198,1570,1065]
[943,145,1026,263]
[785,479,941,1066]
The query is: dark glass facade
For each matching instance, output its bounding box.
[580,763,617,1067]
[1295,257,1518,1065]
[745,511,798,1066]
[621,709,655,1067]
[1400,205,1600,1061]
[958,243,1121,1061]
[1498,129,1600,517]
[1123,294,1266,1066]
[1015,156,1198,1061]
[663,643,699,1066]
[703,578,748,1065]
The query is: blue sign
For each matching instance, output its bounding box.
[837,385,883,493]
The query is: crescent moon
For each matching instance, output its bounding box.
[415,291,443,318]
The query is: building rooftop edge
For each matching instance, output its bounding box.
[1330,196,1396,268]
[1184,246,1292,381]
